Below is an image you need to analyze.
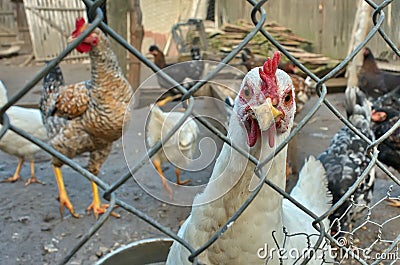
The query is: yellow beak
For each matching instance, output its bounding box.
[251,102,283,131]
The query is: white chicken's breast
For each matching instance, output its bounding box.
[167,52,332,264]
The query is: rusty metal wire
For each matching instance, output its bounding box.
[0,0,399,264]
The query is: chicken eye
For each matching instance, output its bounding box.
[244,87,250,97]
[241,86,252,101]
[284,94,292,104]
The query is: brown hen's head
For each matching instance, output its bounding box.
[69,17,99,53]
[235,51,296,148]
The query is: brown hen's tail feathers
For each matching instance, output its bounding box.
[39,63,67,137]
[40,63,65,117]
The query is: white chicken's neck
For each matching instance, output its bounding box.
[197,115,288,204]
[88,32,124,88]
[187,115,289,263]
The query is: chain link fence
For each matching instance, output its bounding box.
[0,0,399,264]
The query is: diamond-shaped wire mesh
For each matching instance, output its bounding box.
[0,0,399,264]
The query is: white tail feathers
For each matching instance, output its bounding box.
[290,156,332,215]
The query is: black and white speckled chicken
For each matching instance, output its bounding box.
[318,86,375,233]
[372,85,400,111]
[371,107,400,170]
[369,86,400,172]
[40,17,133,218]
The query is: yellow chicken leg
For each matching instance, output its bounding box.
[156,94,182,107]
[86,181,120,218]
[25,160,44,186]
[153,158,173,197]
[175,168,191,185]
[2,158,24,183]
[386,199,400,207]
[53,166,80,218]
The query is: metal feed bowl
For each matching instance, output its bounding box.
[96,238,173,265]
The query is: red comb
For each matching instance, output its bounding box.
[259,51,280,100]
[71,17,86,37]
[76,17,85,29]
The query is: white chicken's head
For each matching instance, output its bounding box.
[234,51,296,148]
[68,17,100,53]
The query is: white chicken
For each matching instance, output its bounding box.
[0,80,48,185]
[167,52,332,264]
[146,96,199,196]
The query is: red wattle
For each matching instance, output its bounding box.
[268,126,275,148]
[247,119,259,147]
[76,43,91,53]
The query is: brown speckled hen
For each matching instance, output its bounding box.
[40,17,133,218]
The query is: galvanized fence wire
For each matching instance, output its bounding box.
[0,0,399,264]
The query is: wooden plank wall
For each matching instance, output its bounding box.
[0,0,17,45]
[23,0,87,61]
[220,0,400,61]
[15,2,32,52]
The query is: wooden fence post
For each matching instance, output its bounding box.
[108,0,128,75]
[346,0,372,87]
[128,0,144,93]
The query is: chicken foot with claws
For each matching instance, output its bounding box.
[2,159,44,186]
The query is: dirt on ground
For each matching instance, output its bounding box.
[0,54,399,265]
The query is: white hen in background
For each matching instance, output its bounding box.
[146,99,199,196]
[166,52,332,264]
[0,80,47,185]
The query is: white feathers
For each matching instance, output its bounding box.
[288,156,332,213]
[282,157,333,264]
[0,81,48,160]
[283,156,332,241]
[146,104,199,171]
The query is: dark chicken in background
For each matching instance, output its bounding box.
[318,87,375,233]
[40,17,133,218]
[240,47,265,72]
[371,107,400,172]
[369,86,400,175]
[148,45,204,90]
[370,88,400,207]
[357,47,400,206]
[358,47,400,99]
[372,85,400,112]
